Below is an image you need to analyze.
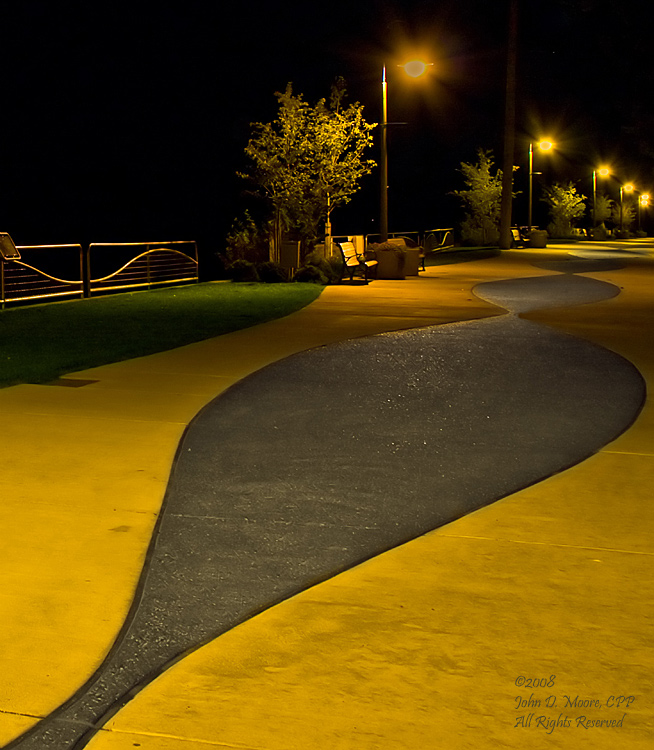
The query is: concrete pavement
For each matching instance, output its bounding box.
[2,244,653,749]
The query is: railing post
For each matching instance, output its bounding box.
[81,245,90,298]
[83,245,92,297]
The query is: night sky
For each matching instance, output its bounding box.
[2,0,653,266]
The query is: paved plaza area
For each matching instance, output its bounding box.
[1,242,653,749]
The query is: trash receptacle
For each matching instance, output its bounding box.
[529,230,548,248]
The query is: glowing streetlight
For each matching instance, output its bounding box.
[528,140,555,232]
[639,193,650,232]
[592,166,611,226]
[380,59,433,241]
[401,60,433,78]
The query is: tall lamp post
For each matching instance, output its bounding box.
[380,60,432,242]
[592,166,610,227]
[528,140,554,232]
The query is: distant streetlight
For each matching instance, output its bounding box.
[639,192,650,232]
[380,60,433,241]
[620,183,635,233]
[528,140,555,232]
[592,166,611,226]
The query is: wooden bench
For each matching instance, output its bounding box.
[511,227,526,247]
[337,241,378,282]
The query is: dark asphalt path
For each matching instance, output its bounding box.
[8,268,645,749]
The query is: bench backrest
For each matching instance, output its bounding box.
[339,242,359,263]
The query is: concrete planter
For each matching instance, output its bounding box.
[376,248,406,279]
[404,247,421,275]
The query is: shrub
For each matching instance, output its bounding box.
[257,261,287,283]
[370,241,407,264]
[227,258,259,282]
[225,211,270,264]
[369,241,404,255]
[327,253,344,279]
[292,265,329,284]
[459,217,499,246]
[303,250,338,283]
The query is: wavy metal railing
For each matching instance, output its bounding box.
[0,239,199,307]
[87,241,198,296]
[1,244,84,305]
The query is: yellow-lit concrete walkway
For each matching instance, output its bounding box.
[2,247,653,748]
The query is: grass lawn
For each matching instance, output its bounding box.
[0,282,323,388]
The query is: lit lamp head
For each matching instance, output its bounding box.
[623,183,635,193]
[538,140,554,151]
[598,166,610,178]
[640,193,650,206]
[400,60,433,78]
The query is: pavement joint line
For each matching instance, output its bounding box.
[601,449,654,457]
[94,726,264,749]
[435,533,654,557]
[17,409,189,426]
[0,711,44,721]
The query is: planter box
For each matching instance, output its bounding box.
[376,249,406,279]
[404,247,420,275]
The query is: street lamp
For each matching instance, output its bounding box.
[639,192,649,232]
[620,183,635,233]
[528,140,554,232]
[380,60,433,242]
[592,166,611,227]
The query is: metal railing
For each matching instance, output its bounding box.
[422,228,455,252]
[365,230,422,246]
[1,244,84,305]
[87,240,198,296]
[0,239,199,307]
[333,229,455,252]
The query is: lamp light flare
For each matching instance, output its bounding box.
[598,167,610,177]
[401,60,432,78]
[624,183,635,193]
[538,140,554,151]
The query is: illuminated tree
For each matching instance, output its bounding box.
[452,149,504,245]
[591,193,612,239]
[610,198,636,234]
[240,80,376,260]
[541,182,587,237]
[593,192,612,225]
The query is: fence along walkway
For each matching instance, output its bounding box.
[0,234,198,306]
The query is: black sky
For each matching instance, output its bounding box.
[2,0,653,259]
